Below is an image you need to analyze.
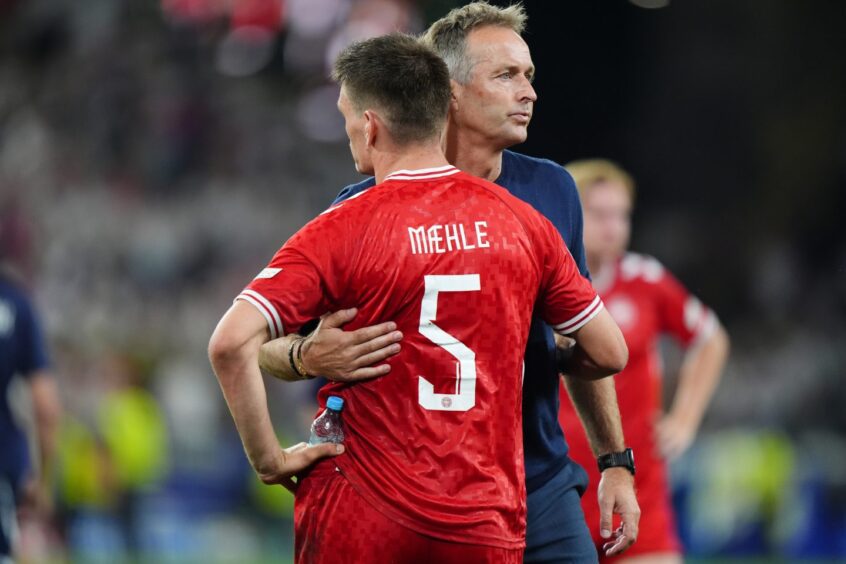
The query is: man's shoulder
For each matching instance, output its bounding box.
[503,151,578,196]
[504,150,569,177]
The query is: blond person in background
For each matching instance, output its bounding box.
[558,159,730,563]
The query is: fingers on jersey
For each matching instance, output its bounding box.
[320,308,360,329]
[349,331,402,365]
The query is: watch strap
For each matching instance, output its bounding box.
[597,448,635,476]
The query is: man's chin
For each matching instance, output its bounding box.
[502,128,529,148]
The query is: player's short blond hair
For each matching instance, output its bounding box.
[565,159,636,203]
[422,1,527,84]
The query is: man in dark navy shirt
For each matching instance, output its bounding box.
[0,267,60,561]
[260,3,640,561]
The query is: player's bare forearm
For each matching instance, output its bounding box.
[564,373,640,555]
[211,302,346,490]
[261,308,402,383]
[562,375,625,456]
[659,323,730,458]
[209,302,282,474]
[259,334,304,381]
[671,323,729,427]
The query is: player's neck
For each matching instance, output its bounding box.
[445,126,504,183]
[373,144,450,184]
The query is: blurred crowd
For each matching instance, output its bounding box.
[1,0,844,561]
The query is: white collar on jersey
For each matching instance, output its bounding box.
[384,165,459,181]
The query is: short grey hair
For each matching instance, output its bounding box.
[422,1,527,83]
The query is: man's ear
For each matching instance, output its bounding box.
[449,79,461,112]
[363,110,376,147]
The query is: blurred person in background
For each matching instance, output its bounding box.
[213,31,627,562]
[0,257,61,563]
[558,159,730,563]
[95,352,169,554]
[261,2,639,561]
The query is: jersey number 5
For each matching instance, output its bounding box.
[418,274,480,412]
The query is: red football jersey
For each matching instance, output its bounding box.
[238,165,603,549]
[558,253,717,556]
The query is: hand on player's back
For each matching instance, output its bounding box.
[300,308,403,381]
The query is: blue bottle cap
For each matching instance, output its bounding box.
[327,396,344,411]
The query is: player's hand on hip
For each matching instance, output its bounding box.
[258,442,345,493]
[597,467,640,557]
[301,308,402,381]
[656,412,696,461]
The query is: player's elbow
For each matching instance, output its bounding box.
[590,335,628,378]
[597,324,629,376]
[605,336,629,375]
[208,326,241,372]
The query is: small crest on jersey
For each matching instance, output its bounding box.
[255,267,282,279]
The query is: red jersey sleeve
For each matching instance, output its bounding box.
[235,208,352,337]
[533,215,604,334]
[651,259,718,347]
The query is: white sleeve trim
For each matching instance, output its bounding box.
[554,295,604,335]
[235,289,284,339]
[689,310,718,350]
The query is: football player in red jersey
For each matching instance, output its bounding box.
[209,34,628,563]
[260,3,642,560]
[558,159,730,563]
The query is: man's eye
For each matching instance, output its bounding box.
[498,72,512,79]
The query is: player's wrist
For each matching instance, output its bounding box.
[597,448,635,476]
[298,336,316,376]
[253,446,284,479]
[288,337,313,380]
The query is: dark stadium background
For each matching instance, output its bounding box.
[0,0,844,561]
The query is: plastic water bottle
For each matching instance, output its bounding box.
[308,396,345,445]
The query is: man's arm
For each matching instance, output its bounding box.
[209,301,343,491]
[558,309,627,380]
[560,313,639,557]
[259,308,402,382]
[657,323,730,460]
[22,371,61,514]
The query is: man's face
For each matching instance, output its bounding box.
[582,181,633,262]
[451,25,537,149]
[338,86,374,175]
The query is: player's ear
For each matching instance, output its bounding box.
[363,110,376,148]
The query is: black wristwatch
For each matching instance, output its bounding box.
[597,448,635,476]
